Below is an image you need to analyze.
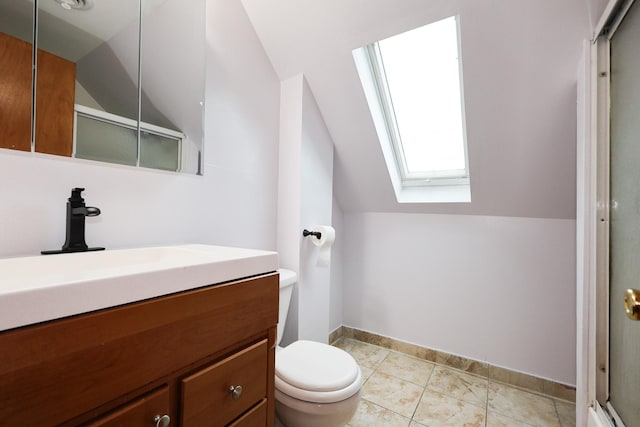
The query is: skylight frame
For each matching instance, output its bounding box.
[363,16,470,187]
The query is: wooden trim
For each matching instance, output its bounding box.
[267,326,277,427]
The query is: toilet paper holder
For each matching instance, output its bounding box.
[302,229,322,239]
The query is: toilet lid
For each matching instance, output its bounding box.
[275,340,359,392]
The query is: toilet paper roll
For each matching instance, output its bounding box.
[310,225,335,267]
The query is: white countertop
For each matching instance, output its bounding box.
[0,244,278,331]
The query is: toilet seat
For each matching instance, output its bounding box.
[275,340,362,404]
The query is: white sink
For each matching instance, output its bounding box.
[0,244,278,331]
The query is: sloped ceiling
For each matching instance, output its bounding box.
[241,0,592,219]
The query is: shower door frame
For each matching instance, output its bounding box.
[590,0,638,426]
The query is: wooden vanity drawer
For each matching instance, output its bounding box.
[228,399,267,427]
[181,339,268,427]
[84,386,170,427]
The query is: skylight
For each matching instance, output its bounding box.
[353,16,471,203]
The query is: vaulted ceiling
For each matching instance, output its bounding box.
[242,0,597,219]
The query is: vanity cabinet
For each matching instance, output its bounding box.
[0,273,278,426]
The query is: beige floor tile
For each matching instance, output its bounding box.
[413,389,486,427]
[337,338,571,427]
[427,366,488,406]
[347,399,411,427]
[555,401,576,427]
[335,338,390,370]
[361,371,424,418]
[488,382,561,427]
[376,352,435,386]
[487,411,536,427]
[360,365,374,382]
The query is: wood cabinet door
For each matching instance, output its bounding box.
[0,32,32,152]
[85,386,170,427]
[0,31,75,156]
[35,48,75,157]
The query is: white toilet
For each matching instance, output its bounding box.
[275,269,362,427]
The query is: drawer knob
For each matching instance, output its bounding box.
[229,385,243,400]
[153,414,171,427]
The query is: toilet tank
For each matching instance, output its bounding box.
[277,269,297,346]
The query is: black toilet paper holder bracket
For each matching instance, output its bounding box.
[302,229,322,240]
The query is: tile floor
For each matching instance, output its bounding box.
[333,338,575,427]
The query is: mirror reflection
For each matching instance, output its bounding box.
[0,0,204,174]
[0,0,34,152]
[139,0,205,174]
[36,0,140,160]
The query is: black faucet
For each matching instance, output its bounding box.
[42,188,105,255]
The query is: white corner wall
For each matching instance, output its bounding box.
[277,75,304,272]
[330,195,345,334]
[0,0,280,258]
[277,74,304,345]
[278,75,335,345]
[298,78,334,343]
[343,212,577,386]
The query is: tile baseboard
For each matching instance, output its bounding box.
[332,326,575,403]
[329,325,345,345]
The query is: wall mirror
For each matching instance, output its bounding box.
[0,0,205,174]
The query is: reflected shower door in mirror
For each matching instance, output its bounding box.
[0,0,205,174]
[37,0,140,160]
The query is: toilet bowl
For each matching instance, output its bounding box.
[275,269,361,427]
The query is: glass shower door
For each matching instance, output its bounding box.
[608,0,640,425]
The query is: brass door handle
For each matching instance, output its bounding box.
[624,289,640,320]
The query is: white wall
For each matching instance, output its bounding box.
[330,196,345,334]
[0,0,280,258]
[277,75,303,272]
[277,74,304,345]
[298,78,334,343]
[343,212,577,385]
[278,75,335,345]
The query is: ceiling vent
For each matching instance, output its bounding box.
[54,0,94,11]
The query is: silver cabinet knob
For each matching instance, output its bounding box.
[153,414,170,427]
[229,385,243,400]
